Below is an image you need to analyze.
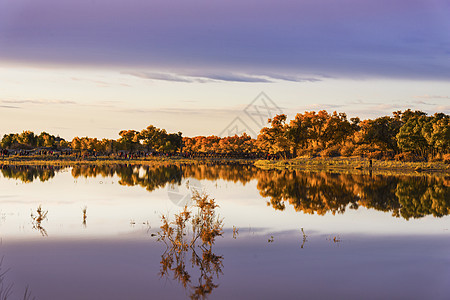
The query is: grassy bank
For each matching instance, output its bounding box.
[0,155,255,167]
[1,155,449,175]
[254,157,450,175]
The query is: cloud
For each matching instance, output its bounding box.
[1,99,76,105]
[414,95,450,99]
[193,73,271,83]
[410,100,435,105]
[122,72,196,83]
[70,77,131,87]
[123,71,322,83]
[1,0,448,79]
[123,71,272,83]
[255,73,322,82]
[0,105,20,109]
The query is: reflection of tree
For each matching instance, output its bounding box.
[3,164,448,220]
[356,175,401,217]
[396,177,450,219]
[71,164,182,192]
[258,171,360,215]
[0,165,57,183]
[181,163,259,184]
[70,163,261,193]
[257,170,450,219]
[157,192,223,299]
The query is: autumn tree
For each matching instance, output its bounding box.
[118,130,139,152]
[358,116,402,153]
[257,114,290,158]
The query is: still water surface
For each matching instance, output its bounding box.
[0,164,449,299]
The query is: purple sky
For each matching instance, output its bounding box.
[1,0,449,80]
[0,0,449,139]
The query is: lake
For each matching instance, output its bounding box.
[0,164,449,299]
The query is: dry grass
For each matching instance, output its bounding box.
[0,155,255,167]
[255,157,450,175]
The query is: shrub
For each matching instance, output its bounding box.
[340,144,355,157]
[353,144,374,157]
[366,151,383,160]
[394,152,425,162]
[320,146,341,157]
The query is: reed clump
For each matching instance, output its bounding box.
[157,191,224,299]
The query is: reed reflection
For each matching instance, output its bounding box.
[82,206,87,228]
[157,192,223,299]
[31,205,48,236]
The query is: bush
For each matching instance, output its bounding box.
[320,146,341,157]
[394,152,426,162]
[340,144,355,157]
[297,147,321,158]
[367,150,395,160]
[353,144,374,157]
[366,151,383,160]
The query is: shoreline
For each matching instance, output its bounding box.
[254,157,450,175]
[0,156,254,166]
[1,156,449,175]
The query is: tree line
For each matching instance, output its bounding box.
[1,109,449,161]
[257,109,449,161]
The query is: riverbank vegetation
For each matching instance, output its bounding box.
[1,109,449,163]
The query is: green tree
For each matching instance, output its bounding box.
[359,116,402,152]
[396,115,429,157]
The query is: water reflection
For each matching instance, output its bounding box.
[0,165,58,183]
[157,192,223,299]
[260,170,450,219]
[0,164,448,220]
[30,205,48,236]
[300,228,307,248]
[82,206,87,228]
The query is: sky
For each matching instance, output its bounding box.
[0,0,449,139]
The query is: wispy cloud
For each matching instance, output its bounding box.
[192,73,271,83]
[414,95,450,100]
[410,100,435,105]
[70,77,131,87]
[122,71,321,83]
[123,71,272,83]
[121,72,196,83]
[254,73,322,82]
[1,99,76,105]
[0,105,20,109]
